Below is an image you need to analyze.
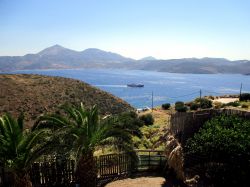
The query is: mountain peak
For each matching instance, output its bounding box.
[80,48,134,62]
[52,44,63,48]
[140,56,157,61]
[38,44,75,56]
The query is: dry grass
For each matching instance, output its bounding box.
[0,74,133,127]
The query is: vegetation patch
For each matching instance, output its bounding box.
[162,103,171,110]
[175,101,187,112]
[185,115,250,186]
[240,93,250,101]
[194,97,212,109]
[139,113,154,126]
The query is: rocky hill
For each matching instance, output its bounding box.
[0,74,133,127]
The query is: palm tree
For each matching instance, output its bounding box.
[0,114,54,187]
[34,103,134,187]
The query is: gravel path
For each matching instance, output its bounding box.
[105,176,167,187]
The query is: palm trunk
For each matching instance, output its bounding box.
[75,153,97,187]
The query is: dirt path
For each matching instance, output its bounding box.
[105,176,167,187]
[213,97,239,103]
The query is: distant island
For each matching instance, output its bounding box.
[0,44,250,74]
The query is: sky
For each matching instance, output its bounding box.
[0,0,250,60]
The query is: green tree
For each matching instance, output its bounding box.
[34,104,134,187]
[0,114,53,187]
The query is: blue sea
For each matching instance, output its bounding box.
[11,69,250,108]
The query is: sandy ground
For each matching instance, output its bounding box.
[105,176,167,187]
[213,98,239,103]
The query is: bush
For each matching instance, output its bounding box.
[139,113,154,126]
[240,93,250,101]
[190,103,199,110]
[175,101,187,112]
[194,98,212,109]
[162,103,171,110]
[116,111,143,137]
[226,101,240,107]
[185,115,250,186]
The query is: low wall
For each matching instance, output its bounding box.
[170,109,250,144]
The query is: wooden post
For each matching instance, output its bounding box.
[159,152,162,168]
[151,91,154,112]
[199,89,202,109]
[148,151,151,170]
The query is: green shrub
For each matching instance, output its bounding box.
[240,93,250,101]
[185,115,250,186]
[139,113,154,126]
[190,103,199,110]
[116,111,144,137]
[195,98,212,109]
[175,101,187,112]
[226,101,240,107]
[175,101,184,106]
[162,103,171,110]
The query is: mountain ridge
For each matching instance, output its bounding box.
[0,45,250,74]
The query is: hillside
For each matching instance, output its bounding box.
[0,74,133,127]
[0,45,250,74]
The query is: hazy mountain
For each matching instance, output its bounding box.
[0,45,250,74]
[131,57,250,74]
[140,56,157,61]
[0,45,134,71]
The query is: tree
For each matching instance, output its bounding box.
[185,115,250,186]
[0,114,53,187]
[34,104,134,187]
